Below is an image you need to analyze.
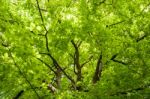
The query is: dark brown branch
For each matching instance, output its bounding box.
[106,20,125,28]
[71,40,78,50]
[40,52,76,87]
[45,32,50,52]
[77,41,82,47]
[92,53,103,84]
[71,40,82,82]
[13,90,24,99]
[9,50,40,99]
[74,59,78,75]
[136,34,147,42]
[36,0,50,54]
[69,53,77,74]
[71,40,80,69]
[69,53,74,58]
[81,56,93,68]
[37,58,61,90]
[110,54,118,60]
[40,8,48,12]
[107,53,128,65]
[1,37,10,47]
[111,59,128,65]
[107,3,150,29]
[35,0,44,23]
[105,54,140,75]
[38,33,45,36]
[1,42,9,47]
[36,58,56,74]
[35,0,48,32]
[55,68,62,89]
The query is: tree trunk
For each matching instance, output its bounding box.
[56,68,62,89]
[92,54,103,84]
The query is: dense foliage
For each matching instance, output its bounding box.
[0,0,150,99]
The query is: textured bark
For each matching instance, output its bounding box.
[71,40,82,82]
[13,90,24,99]
[47,84,57,93]
[92,54,103,84]
[55,68,62,89]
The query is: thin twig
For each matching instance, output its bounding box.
[36,57,56,74]
[81,56,93,68]
[9,50,40,99]
[35,0,48,32]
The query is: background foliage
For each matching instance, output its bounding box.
[0,0,150,99]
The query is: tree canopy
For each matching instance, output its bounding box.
[0,0,150,99]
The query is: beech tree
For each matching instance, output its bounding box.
[0,0,150,98]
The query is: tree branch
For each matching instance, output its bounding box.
[36,0,50,54]
[71,40,80,69]
[35,0,48,32]
[36,58,56,74]
[106,20,125,28]
[111,59,128,65]
[45,32,50,52]
[47,84,57,93]
[13,90,24,99]
[110,53,118,60]
[69,53,77,74]
[71,40,78,50]
[81,56,93,68]
[106,53,128,65]
[39,52,76,87]
[71,40,82,82]
[9,50,40,99]
[92,53,103,84]
[77,41,82,47]
[136,34,147,42]
[73,54,78,75]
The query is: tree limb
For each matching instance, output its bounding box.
[47,84,57,93]
[71,40,82,82]
[40,52,76,87]
[35,0,48,32]
[111,59,128,65]
[92,53,103,84]
[13,90,24,99]
[9,50,40,99]
[81,55,93,68]
[108,53,128,65]
[136,34,147,42]
[45,32,50,52]
[106,20,125,28]
[71,40,80,69]
[36,58,56,74]
[110,53,118,60]
[77,40,82,47]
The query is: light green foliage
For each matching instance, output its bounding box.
[0,0,150,99]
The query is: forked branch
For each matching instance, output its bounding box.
[92,53,103,84]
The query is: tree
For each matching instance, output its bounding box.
[0,0,150,98]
